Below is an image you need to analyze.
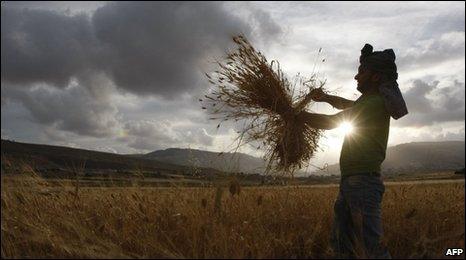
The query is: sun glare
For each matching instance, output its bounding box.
[339,121,354,135]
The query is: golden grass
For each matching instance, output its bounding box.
[1,174,464,259]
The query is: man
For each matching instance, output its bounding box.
[297,44,408,258]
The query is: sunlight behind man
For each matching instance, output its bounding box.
[338,121,354,135]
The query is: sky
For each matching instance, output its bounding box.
[1,1,465,170]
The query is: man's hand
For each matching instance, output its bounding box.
[310,88,355,110]
[310,87,328,102]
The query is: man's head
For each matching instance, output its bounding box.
[354,65,382,94]
[355,44,398,94]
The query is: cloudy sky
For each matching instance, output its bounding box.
[1,1,465,170]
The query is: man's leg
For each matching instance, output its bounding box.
[342,175,391,259]
[330,189,355,258]
[342,175,368,258]
[361,177,391,259]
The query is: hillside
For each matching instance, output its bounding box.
[143,148,268,174]
[0,140,223,177]
[2,139,464,178]
[383,141,465,171]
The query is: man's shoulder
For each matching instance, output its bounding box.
[353,94,388,118]
[362,94,385,105]
[355,94,384,107]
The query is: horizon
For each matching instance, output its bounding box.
[2,138,465,157]
[1,1,465,167]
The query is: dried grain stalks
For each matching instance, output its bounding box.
[228,178,241,196]
[202,35,324,175]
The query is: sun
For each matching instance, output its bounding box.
[338,121,354,135]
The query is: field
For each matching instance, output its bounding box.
[1,172,464,259]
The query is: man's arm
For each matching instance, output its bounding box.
[297,109,349,130]
[310,88,355,110]
[322,94,355,110]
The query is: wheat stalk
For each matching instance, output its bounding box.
[202,35,324,175]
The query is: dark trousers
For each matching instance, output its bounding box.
[330,174,391,259]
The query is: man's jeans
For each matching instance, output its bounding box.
[330,174,391,259]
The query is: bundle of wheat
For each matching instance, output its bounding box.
[201,35,324,175]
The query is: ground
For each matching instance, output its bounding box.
[1,172,464,259]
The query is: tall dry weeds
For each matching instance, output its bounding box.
[1,170,464,259]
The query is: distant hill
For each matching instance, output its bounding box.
[2,139,464,177]
[143,148,268,174]
[0,140,223,177]
[313,141,465,176]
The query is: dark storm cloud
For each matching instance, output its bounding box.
[2,1,106,14]
[395,79,465,127]
[2,81,119,137]
[1,2,282,139]
[2,2,282,97]
[1,7,99,88]
[91,1,274,97]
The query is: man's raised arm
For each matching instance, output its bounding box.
[296,109,349,130]
[310,88,355,110]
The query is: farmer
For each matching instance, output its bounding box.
[297,44,408,258]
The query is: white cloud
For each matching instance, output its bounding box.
[118,120,214,152]
[394,79,465,127]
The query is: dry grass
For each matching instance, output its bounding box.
[1,172,464,259]
[202,35,323,175]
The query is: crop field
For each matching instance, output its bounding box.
[1,172,464,259]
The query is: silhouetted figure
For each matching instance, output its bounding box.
[297,43,407,258]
